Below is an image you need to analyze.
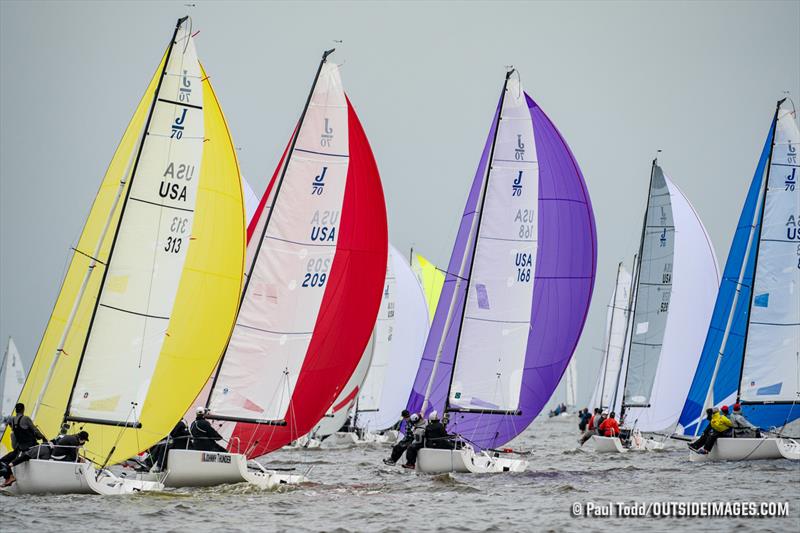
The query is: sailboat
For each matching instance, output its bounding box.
[1,17,247,494]
[678,98,800,462]
[590,160,719,453]
[565,359,578,414]
[155,49,388,486]
[0,337,26,449]
[588,263,632,412]
[405,70,597,474]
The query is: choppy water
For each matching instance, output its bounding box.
[1,416,798,532]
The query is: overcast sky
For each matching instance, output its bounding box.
[1,1,798,407]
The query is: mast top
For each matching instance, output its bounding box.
[322,48,336,61]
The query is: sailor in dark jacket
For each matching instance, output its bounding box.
[423,411,454,450]
[190,408,227,452]
[383,410,412,465]
[0,403,47,465]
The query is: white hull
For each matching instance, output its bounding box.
[591,433,664,453]
[415,447,528,474]
[7,459,163,495]
[140,449,307,488]
[590,435,627,453]
[689,437,800,462]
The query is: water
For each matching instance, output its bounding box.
[1,416,798,532]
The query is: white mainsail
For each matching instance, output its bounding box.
[358,245,430,431]
[589,265,632,411]
[565,359,578,409]
[740,99,800,403]
[622,166,719,432]
[1,338,25,418]
[208,62,349,422]
[448,75,539,413]
[68,22,204,424]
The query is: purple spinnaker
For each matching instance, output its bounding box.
[406,93,596,450]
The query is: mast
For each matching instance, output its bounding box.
[735,98,785,404]
[205,48,336,418]
[610,252,638,413]
[598,261,624,409]
[31,17,188,425]
[419,71,514,416]
[617,160,658,417]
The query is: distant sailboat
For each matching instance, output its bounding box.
[678,98,800,462]
[565,359,578,412]
[588,263,632,412]
[406,70,597,473]
[0,337,26,454]
[591,160,719,453]
[1,17,247,494]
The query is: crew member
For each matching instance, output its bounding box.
[383,410,412,465]
[190,408,227,452]
[599,412,621,437]
[0,403,47,465]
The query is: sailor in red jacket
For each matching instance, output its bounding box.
[599,412,621,437]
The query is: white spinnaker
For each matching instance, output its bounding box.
[589,266,632,410]
[70,23,204,423]
[565,359,577,408]
[2,338,25,417]
[741,101,800,402]
[358,245,430,430]
[356,249,397,414]
[208,63,349,421]
[624,175,719,432]
[449,76,538,412]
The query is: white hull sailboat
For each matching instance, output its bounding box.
[676,99,799,462]
[590,160,719,454]
[2,17,246,495]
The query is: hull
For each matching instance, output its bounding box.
[590,435,627,453]
[151,449,306,488]
[689,437,800,462]
[416,447,528,474]
[7,459,163,495]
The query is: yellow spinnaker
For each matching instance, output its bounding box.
[411,253,445,324]
[2,58,245,466]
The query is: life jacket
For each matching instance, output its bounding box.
[10,415,38,450]
[587,415,596,430]
[710,412,733,432]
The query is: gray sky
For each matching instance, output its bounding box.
[1,1,799,407]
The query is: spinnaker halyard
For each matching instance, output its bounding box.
[406,70,597,473]
[1,17,247,494]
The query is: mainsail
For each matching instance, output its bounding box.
[588,264,632,411]
[1,18,246,465]
[406,71,597,450]
[616,163,719,433]
[565,359,578,409]
[1,338,25,418]
[678,99,800,436]
[205,51,388,456]
[357,245,430,431]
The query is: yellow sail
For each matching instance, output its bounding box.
[411,253,445,324]
[2,57,245,466]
